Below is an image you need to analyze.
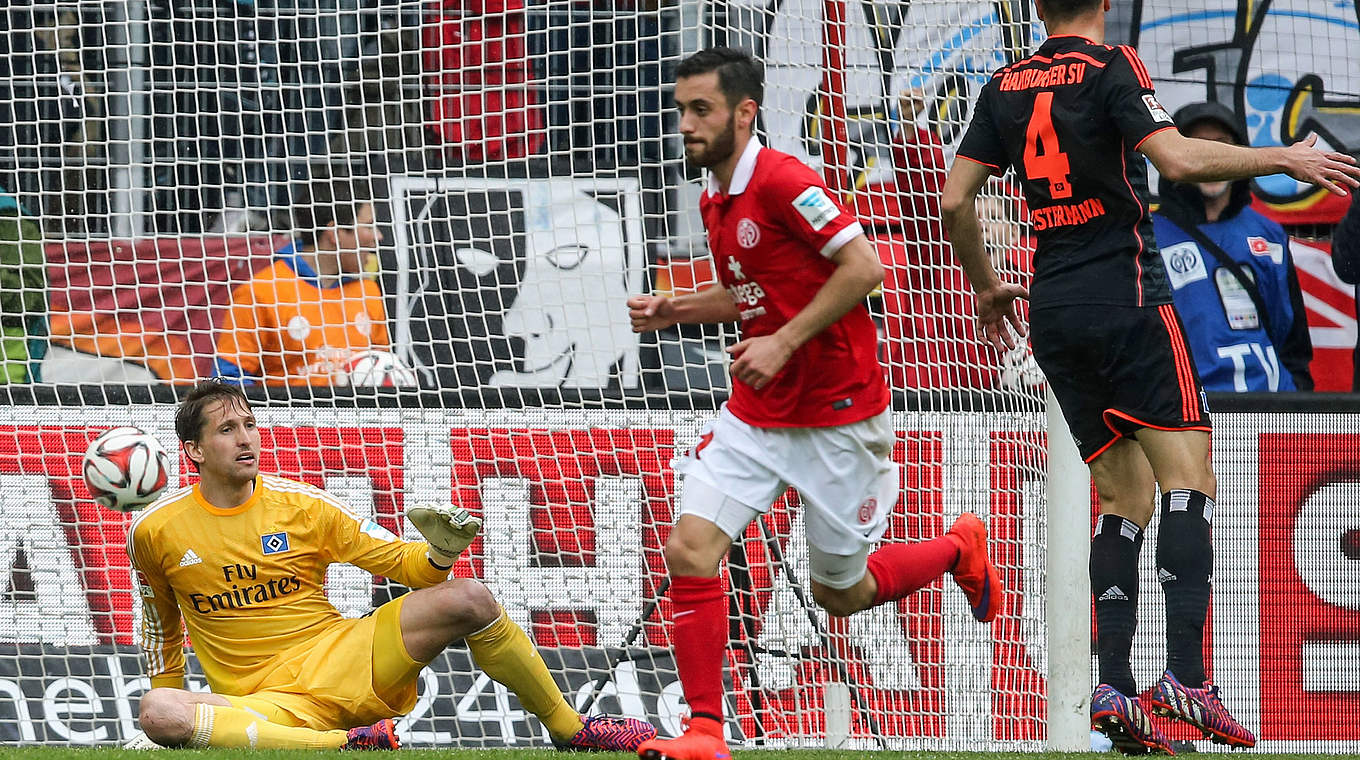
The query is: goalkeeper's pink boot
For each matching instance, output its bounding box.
[344,718,400,750]
[637,715,730,760]
[558,715,658,752]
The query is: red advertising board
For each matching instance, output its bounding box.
[0,410,1357,749]
[1258,432,1360,740]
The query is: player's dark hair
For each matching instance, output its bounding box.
[293,177,372,246]
[1039,0,1104,23]
[676,47,764,108]
[176,380,252,444]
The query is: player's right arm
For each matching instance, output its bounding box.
[942,156,1030,353]
[1139,130,1360,196]
[127,523,188,689]
[314,491,452,588]
[627,285,739,332]
[944,80,1029,354]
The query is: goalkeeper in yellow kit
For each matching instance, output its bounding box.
[128,380,657,751]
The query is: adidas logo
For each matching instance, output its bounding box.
[179,548,202,567]
[1098,585,1129,602]
[1158,567,1177,583]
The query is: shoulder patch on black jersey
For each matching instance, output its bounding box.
[1142,94,1174,124]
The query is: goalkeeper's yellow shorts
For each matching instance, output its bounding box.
[224,594,425,730]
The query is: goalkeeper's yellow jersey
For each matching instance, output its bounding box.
[126,474,449,694]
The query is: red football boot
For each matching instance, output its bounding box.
[944,512,1003,623]
[636,715,730,760]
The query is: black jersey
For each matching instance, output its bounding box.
[956,35,1178,308]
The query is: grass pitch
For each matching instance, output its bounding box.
[0,751,1348,760]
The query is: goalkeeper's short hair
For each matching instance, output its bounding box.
[175,380,252,444]
[1038,0,1104,23]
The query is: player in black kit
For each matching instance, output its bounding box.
[940,0,1360,755]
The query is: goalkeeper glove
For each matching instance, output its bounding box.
[408,503,482,567]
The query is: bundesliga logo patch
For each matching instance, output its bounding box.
[1142,94,1173,123]
[359,519,398,542]
[261,532,290,555]
[792,187,840,231]
[857,497,878,525]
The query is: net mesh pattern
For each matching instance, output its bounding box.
[0,0,1355,750]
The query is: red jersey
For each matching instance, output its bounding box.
[700,139,889,428]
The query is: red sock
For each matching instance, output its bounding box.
[866,537,960,607]
[669,575,727,722]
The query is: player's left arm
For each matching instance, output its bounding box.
[321,496,452,588]
[1140,130,1360,194]
[1101,46,1360,193]
[941,157,1029,353]
[727,234,882,389]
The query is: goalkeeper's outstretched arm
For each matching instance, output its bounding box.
[409,503,483,567]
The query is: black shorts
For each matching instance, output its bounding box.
[1031,303,1211,462]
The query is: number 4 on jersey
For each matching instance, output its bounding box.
[1024,91,1073,199]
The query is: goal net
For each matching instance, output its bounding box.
[1,0,1356,752]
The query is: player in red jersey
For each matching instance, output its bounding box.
[626,47,1002,760]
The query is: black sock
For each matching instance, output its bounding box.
[1091,514,1143,696]
[1158,489,1214,686]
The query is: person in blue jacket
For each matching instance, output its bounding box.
[1152,102,1313,392]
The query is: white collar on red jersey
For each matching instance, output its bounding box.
[706,136,763,197]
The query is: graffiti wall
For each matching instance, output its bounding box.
[732,0,1359,224]
[389,177,646,391]
[1131,0,1360,223]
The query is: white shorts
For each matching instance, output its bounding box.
[673,405,900,589]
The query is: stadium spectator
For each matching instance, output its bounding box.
[130,380,656,750]
[214,178,393,385]
[889,87,949,249]
[878,87,995,391]
[942,0,1358,753]
[627,47,1001,760]
[1325,188,1360,390]
[0,184,46,383]
[1152,102,1313,392]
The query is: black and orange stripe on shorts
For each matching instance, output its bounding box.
[1157,304,1205,424]
[1031,303,1212,463]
